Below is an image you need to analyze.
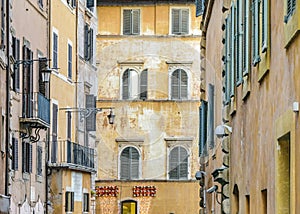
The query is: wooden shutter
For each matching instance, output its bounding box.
[86,95,96,131]
[12,37,20,91]
[132,10,140,35]
[53,32,58,68]
[89,28,94,61]
[29,143,32,173]
[51,104,58,163]
[180,69,188,99]
[87,0,94,8]
[199,100,208,156]
[120,147,130,179]
[179,147,188,179]
[38,57,48,96]
[123,10,131,35]
[196,0,205,17]
[230,4,235,98]
[68,44,72,78]
[171,70,179,99]
[169,147,179,179]
[172,9,180,34]
[243,0,250,75]
[181,9,189,34]
[84,25,89,60]
[262,0,268,52]
[67,111,71,140]
[140,69,147,100]
[37,146,42,176]
[130,147,139,179]
[83,193,89,212]
[236,0,243,84]
[12,138,18,170]
[22,141,26,172]
[208,84,214,149]
[122,69,130,99]
[65,192,74,212]
[252,0,260,66]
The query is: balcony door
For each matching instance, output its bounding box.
[22,45,33,118]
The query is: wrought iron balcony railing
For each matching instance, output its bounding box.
[20,92,50,128]
[49,140,95,172]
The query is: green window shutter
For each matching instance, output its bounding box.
[37,146,42,176]
[29,143,32,173]
[132,9,140,35]
[252,0,260,66]
[199,100,208,156]
[89,28,94,61]
[122,69,130,99]
[67,111,71,139]
[196,0,205,17]
[123,10,131,35]
[86,95,96,131]
[243,0,250,75]
[237,0,243,84]
[208,84,214,149]
[172,9,180,34]
[262,0,268,52]
[12,138,18,170]
[53,32,58,68]
[140,69,148,100]
[181,9,189,34]
[84,24,89,60]
[68,44,72,79]
[230,4,235,97]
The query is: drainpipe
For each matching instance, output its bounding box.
[5,0,11,197]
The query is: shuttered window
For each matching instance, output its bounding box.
[252,0,261,66]
[230,4,236,97]
[22,141,32,173]
[122,69,129,99]
[237,0,243,84]
[53,32,58,68]
[65,191,74,212]
[199,100,207,156]
[12,137,18,170]
[195,0,205,17]
[171,9,189,35]
[51,103,58,163]
[262,0,268,52]
[0,0,4,48]
[67,111,71,140]
[38,57,48,96]
[243,0,250,75]
[208,84,214,149]
[171,69,188,100]
[122,69,139,100]
[84,25,93,62]
[83,193,89,212]
[68,44,72,79]
[120,147,140,180]
[37,146,42,176]
[87,0,94,10]
[123,9,140,35]
[285,0,296,22]
[12,36,20,92]
[169,146,188,180]
[140,69,148,100]
[86,95,96,131]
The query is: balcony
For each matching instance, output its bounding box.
[49,140,95,172]
[20,92,50,128]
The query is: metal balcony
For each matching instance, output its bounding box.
[49,140,95,172]
[20,92,50,128]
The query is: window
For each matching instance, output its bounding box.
[252,0,260,66]
[199,100,207,156]
[22,45,33,118]
[262,0,268,52]
[171,69,188,99]
[38,0,43,8]
[53,31,58,68]
[140,69,148,100]
[123,9,140,35]
[12,36,20,92]
[86,0,94,11]
[1,0,5,48]
[207,84,214,149]
[171,9,189,35]
[195,0,205,17]
[84,24,93,62]
[122,69,148,100]
[12,137,18,170]
[67,111,71,140]
[83,193,89,212]
[68,43,72,79]
[22,141,32,173]
[120,147,139,180]
[51,103,58,163]
[65,191,74,212]
[67,0,76,8]
[37,146,42,176]
[169,146,188,180]
[85,94,96,132]
[121,200,137,214]
[285,0,296,22]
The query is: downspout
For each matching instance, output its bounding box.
[5,0,11,197]
[45,0,51,213]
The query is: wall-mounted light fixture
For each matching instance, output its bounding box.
[215,124,232,139]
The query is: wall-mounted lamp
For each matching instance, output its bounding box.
[215,124,232,139]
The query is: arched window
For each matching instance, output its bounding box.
[122,69,148,100]
[120,147,140,180]
[169,146,188,179]
[121,200,137,214]
[171,69,188,99]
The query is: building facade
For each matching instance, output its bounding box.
[95,1,202,213]
[200,0,300,213]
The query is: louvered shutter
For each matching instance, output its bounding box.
[132,10,140,35]
[140,69,147,100]
[196,0,205,17]
[37,146,42,175]
[12,37,20,91]
[89,28,94,61]
[53,32,58,68]
[130,147,139,179]
[86,95,96,131]
[262,0,268,52]
[67,111,71,139]
[120,147,130,179]
[122,69,129,99]
[87,0,94,8]
[236,0,243,84]
[230,4,235,98]
[179,147,188,179]
[29,143,32,173]
[68,44,72,78]
[51,104,58,163]
[38,57,48,96]
[252,0,260,65]
[12,138,18,170]
[199,100,208,156]
[22,141,26,172]
[181,9,189,34]
[169,147,179,179]
[180,69,188,99]
[123,10,131,35]
[84,25,89,60]
[208,84,214,149]
[243,0,250,75]
[171,70,179,99]
[172,9,180,34]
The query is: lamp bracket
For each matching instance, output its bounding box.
[59,107,114,122]
[14,58,50,70]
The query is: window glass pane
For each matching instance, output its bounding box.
[122,201,137,214]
